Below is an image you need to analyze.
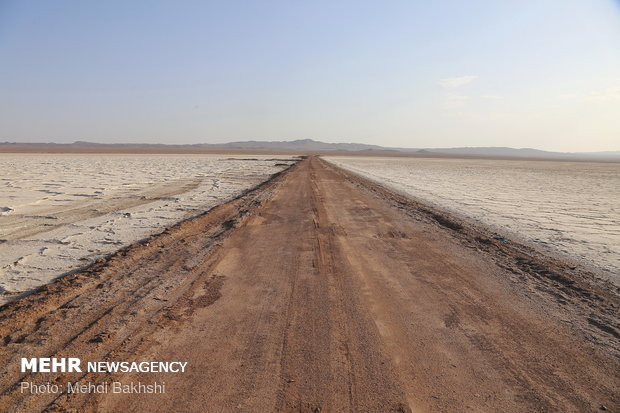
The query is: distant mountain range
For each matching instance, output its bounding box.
[1,139,619,161]
[410,146,620,160]
[205,138,388,152]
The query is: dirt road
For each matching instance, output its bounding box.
[1,157,618,412]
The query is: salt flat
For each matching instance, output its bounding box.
[325,156,620,283]
[1,157,617,412]
[0,154,296,301]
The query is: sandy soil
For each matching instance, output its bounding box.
[0,157,618,412]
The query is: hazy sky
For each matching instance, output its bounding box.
[1,1,619,151]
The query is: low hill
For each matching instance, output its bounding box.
[1,140,618,161]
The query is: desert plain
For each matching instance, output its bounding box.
[0,156,618,412]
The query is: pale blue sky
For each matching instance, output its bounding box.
[1,0,619,151]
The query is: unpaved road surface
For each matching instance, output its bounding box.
[1,157,618,412]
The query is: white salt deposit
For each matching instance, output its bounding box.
[0,154,297,303]
[325,156,620,284]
